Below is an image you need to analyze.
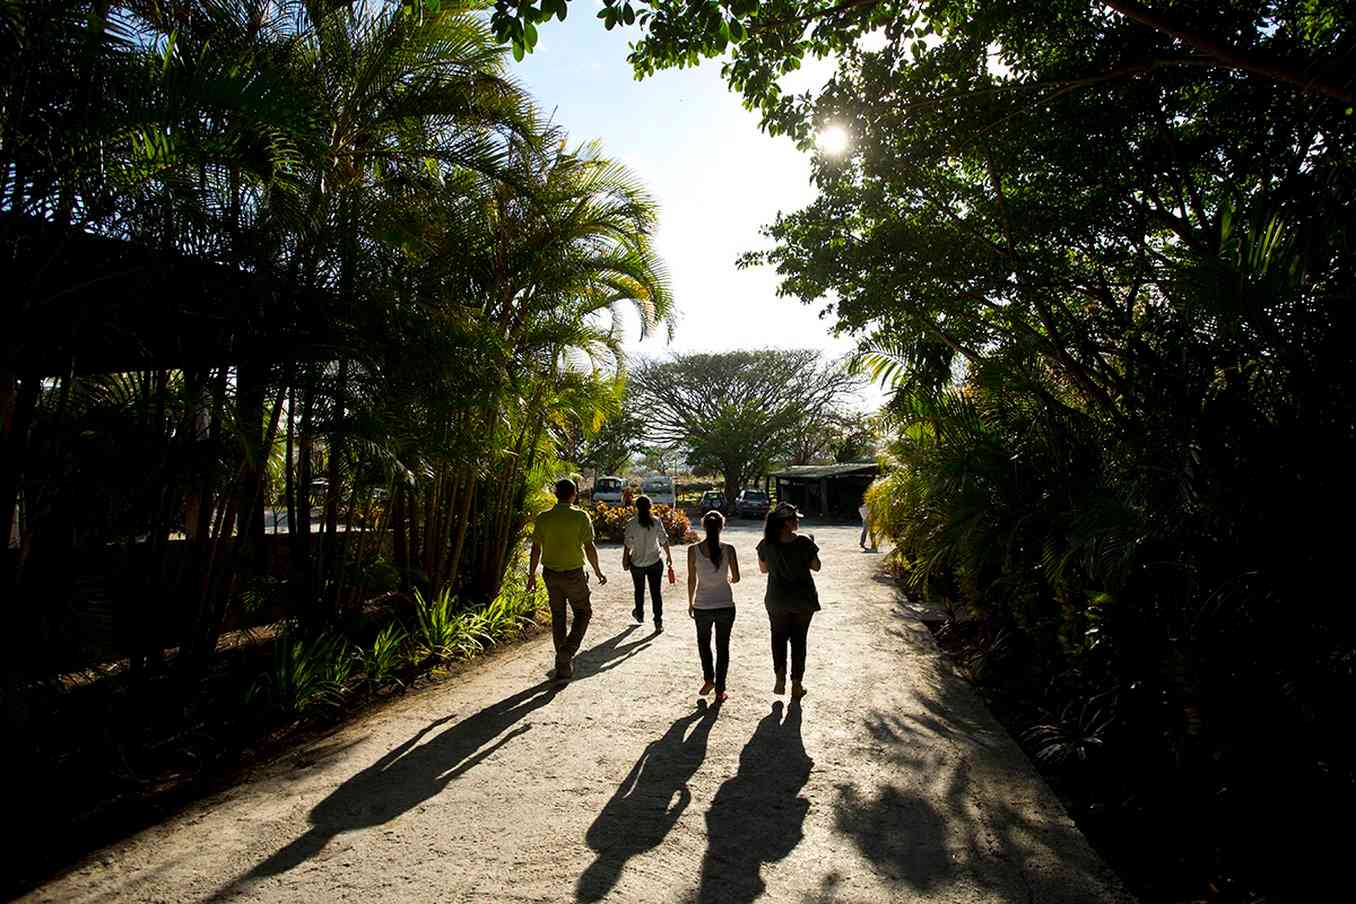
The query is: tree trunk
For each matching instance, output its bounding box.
[294,373,316,614]
[320,359,349,609]
[392,482,409,594]
[186,386,286,677]
[2,371,39,735]
[235,360,267,576]
[445,466,476,595]
[284,378,296,543]
[723,469,743,513]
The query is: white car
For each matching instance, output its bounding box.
[592,475,625,505]
[639,475,676,507]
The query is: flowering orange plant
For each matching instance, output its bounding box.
[590,502,696,544]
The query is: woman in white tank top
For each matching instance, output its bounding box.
[687,510,740,701]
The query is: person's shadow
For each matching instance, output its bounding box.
[566,623,653,679]
[697,700,812,904]
[576,700,721,902]
[214,627,651,897]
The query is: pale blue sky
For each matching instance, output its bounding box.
[511,13,853,367]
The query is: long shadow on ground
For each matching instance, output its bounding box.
[576,700,720,902]
[697,700,812,904]
[837,676,1127,903]
[213,626,651,898]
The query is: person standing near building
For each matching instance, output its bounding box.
[623,494,672,632]
[528,478,608,680]
[858,499,877,551]
[756,503,821,698]
[687,510,740,702]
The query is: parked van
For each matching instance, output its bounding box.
[640,475,676,507]
[592,475,625,505]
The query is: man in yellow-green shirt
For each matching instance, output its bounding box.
[528,478,608,679]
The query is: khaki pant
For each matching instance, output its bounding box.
[543,567,592,664]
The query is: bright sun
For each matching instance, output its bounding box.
[815,125,850,156]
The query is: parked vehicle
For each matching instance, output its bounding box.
[698,490,728,515]
[734,489,771,519]
[640,475,676,507]
[593,475,625,505]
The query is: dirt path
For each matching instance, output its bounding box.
[24,524,1132,904]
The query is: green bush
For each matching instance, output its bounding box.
[410,573,547,665]
[412,587,492,662]
[483,571,547,640]
[589,501,696,544]
[357,622,408,692]
[251,628,355,715]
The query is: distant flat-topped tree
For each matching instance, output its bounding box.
[629,349,859,507]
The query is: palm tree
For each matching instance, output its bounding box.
[2,0,674,716]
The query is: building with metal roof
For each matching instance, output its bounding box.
[769,462,880,517]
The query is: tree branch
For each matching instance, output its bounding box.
[752,0,885,33]
[1104,0,1355,104]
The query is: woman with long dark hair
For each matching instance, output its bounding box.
[623,494,672,631]
[686,510,740,701]
[756,503,821,698]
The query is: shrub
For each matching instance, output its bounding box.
[412,587,492,662]
[251,628,355,715]
[411,573,547,665]
[483,570,548,639]
[357,622,408,692]
[351,553,400,596]
[590,501,696,544]
[590,501,631,542]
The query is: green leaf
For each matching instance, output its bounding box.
[623,3,635,25]
[512,39,525,61]
[524,20,538,49]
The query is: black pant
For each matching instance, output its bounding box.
[768,609,814,681]
[630,560,663,622]
[694,606,736,692]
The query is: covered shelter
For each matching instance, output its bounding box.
[2,214,345,377]
[771,462,881,518]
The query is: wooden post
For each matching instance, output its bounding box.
[819,478,829,517]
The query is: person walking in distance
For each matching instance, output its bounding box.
[528,478,608,680]
[858,499,877,551]
[623,494,672,632]
[687,510,740,702]
[756,503,821,698]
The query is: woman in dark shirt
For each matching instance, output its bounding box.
[755,503,821,698]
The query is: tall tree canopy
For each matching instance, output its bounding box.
[494,1,1356,135]
[630,349,858,503]
[2,0,672,697]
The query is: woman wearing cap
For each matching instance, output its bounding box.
[756,503,821,698]
[687,510,740,701]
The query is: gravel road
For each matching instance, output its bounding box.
[23,523,1133,903]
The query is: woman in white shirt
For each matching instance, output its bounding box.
[623,494,672,632]
[687,510,741,701]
